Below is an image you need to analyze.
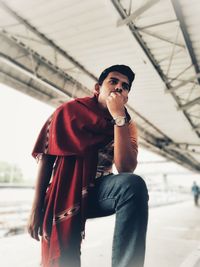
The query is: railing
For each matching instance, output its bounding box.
[0,186,191,238]
[0,186,34,238]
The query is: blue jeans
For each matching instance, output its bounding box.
[87,173,149,267]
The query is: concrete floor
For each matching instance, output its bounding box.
[1,200,200,267]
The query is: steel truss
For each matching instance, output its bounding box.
[112,0,200,136]
[0,1,200,171]
[111,0,200,169]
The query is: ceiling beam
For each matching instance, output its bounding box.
[0,31,92,100]
[166,73,200,93]
[178,96,200,111]
[166,142,200,155]
[0,70,53,103]
[0,0,97,82]
[171,0,200,84]
[193,123,200,131]
[0,54,69,97]
[117,0,160,27]
[138,19,178,30]
[139,28,184,48]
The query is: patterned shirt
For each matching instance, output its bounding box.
[96,121,138,178]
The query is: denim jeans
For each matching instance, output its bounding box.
[87,173,149,267]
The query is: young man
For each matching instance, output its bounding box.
[28,65,149,267]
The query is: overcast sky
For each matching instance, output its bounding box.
[0,83,199,187]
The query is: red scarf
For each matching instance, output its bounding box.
[32,96,114,267]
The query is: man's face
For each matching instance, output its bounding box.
[95,71,130,109]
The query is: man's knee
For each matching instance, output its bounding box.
[115,173,148,200]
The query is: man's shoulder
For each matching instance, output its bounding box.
[57,98,76,109]
[55,97,90,112]
[58,97,93,110]
[53,97,97,120]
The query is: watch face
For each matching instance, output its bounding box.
[115,117,126,126]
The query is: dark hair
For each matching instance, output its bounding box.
[98,64,135,89]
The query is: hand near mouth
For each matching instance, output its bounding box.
[114,88,123,94]
[106,91,126,118]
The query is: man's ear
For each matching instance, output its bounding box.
[94,83,100,95]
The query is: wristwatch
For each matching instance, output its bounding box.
[113,116,128,127]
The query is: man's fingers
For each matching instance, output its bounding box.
[39,227,43,236]
[109,92,116,98]
[33,228,40,241]
[110,92,121,97]
[28,225,40,241]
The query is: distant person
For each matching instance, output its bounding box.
[191,181,199,206]
[27,65,149,267]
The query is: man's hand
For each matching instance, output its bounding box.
[27,155,55,242]
[106,92,127,118]
[27,208,43,241]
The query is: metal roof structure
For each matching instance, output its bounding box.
[0,0,200,172]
